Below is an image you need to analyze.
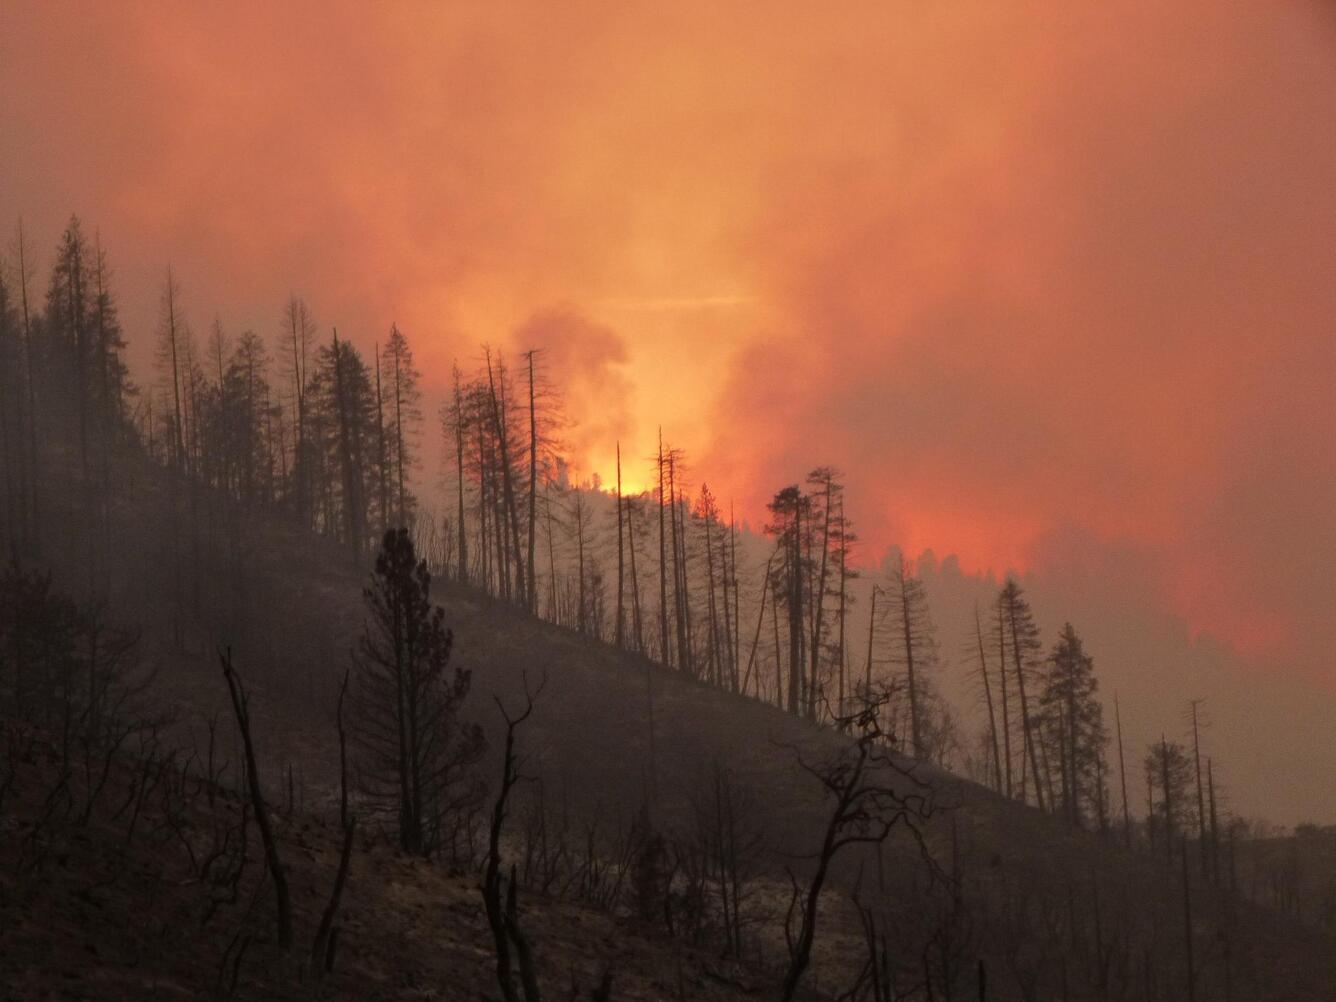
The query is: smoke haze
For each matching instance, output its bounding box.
[4,0,1334,820]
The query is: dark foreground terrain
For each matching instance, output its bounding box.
[0,720,769,1001]
[2,449,1334,1000]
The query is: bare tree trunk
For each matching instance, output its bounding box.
[505,867,541,1002]
[788,506,804,716]
[645,630,658,812]
[808,476,833,720]
[17,221,40,553]
[220,648,292,950]
[286,297,308,527]
[575,491,587,636]
[68,235,89,491]
[1067,678,1080,825]
[483,447,496,595]
[452,365,468,584]
[836,501,847,718]
[668,455,690,676]
[680,491,695,673]
[862,586,881,723]
[483,682,543,1002]
[312,817,356,976]
[741,552,776,698]
[898,561,922,758]
[1181,837,1197,1002]
[330,330,362,562]
[485,351,526,603]
[376,345,391,537]
[337,669,350,830]
[996,605,1013,799]
[1115,693,1131,849]
[974,605,1003,793]
[1190,700,1208,877]
[627,493,645,652]
[0,344,15,547]
[1146,759,1157,856]
[779,704,932,1002]
[772,575,784,709]
[544,482,558,619]
[526,350,539,613]
[727,503,739,690]
[1007,601,1044,811]
[392,338,407,526]
[1207,759,1220,885]
[92,238,114,589]
[657,432,670,668]
[1160,735,1175,863]
[313,669,355,978]
[704,501,719,686]
[165,270,187,471]
[615,442,625,648]
[485,730,521,1002]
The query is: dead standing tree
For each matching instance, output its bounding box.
[311,668,357,979]
[766,484,809,718]
[219,646,292,951]
[483,672,547,1002]
[888,553,936,761]
[998,578,1045,810]
[778,687,937,1002]
[483,347,526,604]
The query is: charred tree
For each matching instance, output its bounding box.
[219,647,292,950]
[973,604,1003,794]
[482,675,546,1002]
[778,687,936,1001]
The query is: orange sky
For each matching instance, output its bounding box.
[4,1,1336,693]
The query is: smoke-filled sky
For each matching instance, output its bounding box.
[4,2,1335,819]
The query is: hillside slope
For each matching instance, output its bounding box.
[11,448,1335,1000]
[0,725,769,1001]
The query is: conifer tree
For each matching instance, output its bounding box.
[351,528,484,855]
[385,324,422,528]
[766,485,808,716]
[155,269,191,471]
[315,331,376,560]
[696,483,723,685]
[971,604,1004,793]
[1146,738,1196,864]
[444,363,469,583]
[888,554,938,760]
[280,296,316,523]
[1040,623,1107,827]
[226,331,273,505]
[45,218,95,475]
[0,270,22,549]
[12,222,41,552]
[997,578,1046,810]
[805,467,838,719]
[89,236,130,446]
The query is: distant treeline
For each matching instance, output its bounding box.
[0,214,1253,860]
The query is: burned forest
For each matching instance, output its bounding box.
[4,3,1336,999]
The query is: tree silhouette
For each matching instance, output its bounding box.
[1039,623,1106,828]
[766,484,809,717]
[351,528,485,855]
[997,578,1046,809]
[888,553,937,760]
[778,685,936,1001]
[1145,738,1195,863]
[384,325,419,529]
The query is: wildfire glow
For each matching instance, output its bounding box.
[3,0,1335,685]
